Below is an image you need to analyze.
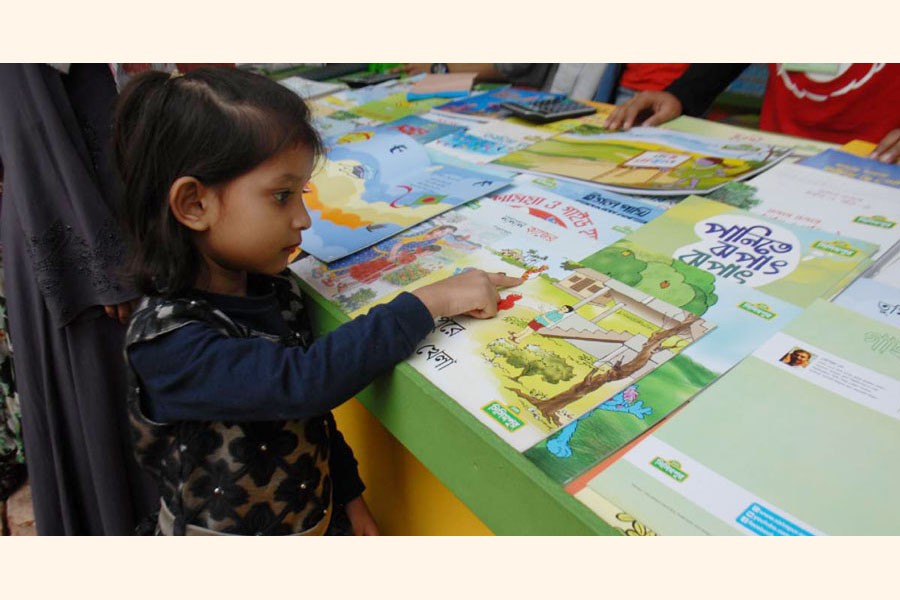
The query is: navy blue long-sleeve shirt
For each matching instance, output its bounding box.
[128,281,434,503]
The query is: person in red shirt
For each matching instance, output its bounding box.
[614,63,689,104]
[604,63,900,164]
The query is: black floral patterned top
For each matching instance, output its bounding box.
[126,274,342,535]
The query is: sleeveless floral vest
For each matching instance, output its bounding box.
[125,275,332,535]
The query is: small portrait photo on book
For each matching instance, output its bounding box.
[780,347,814,369]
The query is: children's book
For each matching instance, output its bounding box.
[308,77,413,116]
[493,173,664,239]
[502,101,617,136]
[406,73,477,100]
[432,88,562,121]
[797,149,900,189]
[426,120,553,165]
[492,126,792,196]
[374,115,465,144]
[404,263,715,451]
[294,181,659,316]
[301,129,511,262]
[524,278,802,483]
[708,162,900,259]
[348,92,449,123]
[279,75,348,99]
[662,115,835,158]
[834,277,900,326]
[587,300,900,535]
[313,110,381,139]
[585,195,879,307]
[838,139,877,157]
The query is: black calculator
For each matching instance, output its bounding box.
[499,97,597,123]
[339,72,402,88]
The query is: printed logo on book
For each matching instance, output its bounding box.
[812,240,860,257]
[651,457,689,482]
[863,331,900,358]
[738,301,776,320]
[482,401,524,431]
[853,215,896,229]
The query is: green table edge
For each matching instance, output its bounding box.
[297,275,621,535]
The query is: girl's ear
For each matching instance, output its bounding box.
[168,176,215,231]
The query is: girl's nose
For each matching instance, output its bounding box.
[293,197,312,231]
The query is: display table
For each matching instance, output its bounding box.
[302,283,620,535]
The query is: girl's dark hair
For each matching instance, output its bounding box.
[113,67,323,296]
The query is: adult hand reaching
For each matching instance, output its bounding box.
[604,91,684,131]
[870,129,900,164]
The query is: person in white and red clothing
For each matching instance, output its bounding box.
[604,63,900,163]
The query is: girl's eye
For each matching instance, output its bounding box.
[274,190,293,205]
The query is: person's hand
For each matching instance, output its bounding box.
[870,129,900,164]
[412,269,522,319]
[604,91,683,131]
[345,496,379,536]
[103,300,138,325]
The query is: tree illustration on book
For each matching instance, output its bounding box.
[503,311,701,426]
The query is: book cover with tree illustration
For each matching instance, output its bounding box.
[405,262,715,451]
[492,126,791,196]
[592,195,879,307]
[524,276,803,483]
[708,162,900,259]
[588,300,900,535]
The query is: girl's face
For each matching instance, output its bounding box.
[200,145,316,287]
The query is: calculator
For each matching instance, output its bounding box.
[339,72,402,88]
[499,97,597,123]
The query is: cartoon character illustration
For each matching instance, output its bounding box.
[497,293,523,312]
[315,224,460,291]
[521,264,549,280]
[544,386,649,459]
[509,304,575,345]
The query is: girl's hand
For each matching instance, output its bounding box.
[345,496,379,536]
[412,269,523,319]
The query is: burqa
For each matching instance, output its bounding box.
[0,63,156,534]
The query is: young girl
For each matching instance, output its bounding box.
[113,68,520,536]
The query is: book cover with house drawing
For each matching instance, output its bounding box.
[405,262,715,451]
[492,126,791,196]
[524,277,803,483]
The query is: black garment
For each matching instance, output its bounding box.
[0,64,156,534]
[665,64,750,117]
[126,273,434,534]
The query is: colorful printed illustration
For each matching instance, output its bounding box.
[348,92,448,122]
[433,88,562,121]
[492,126,791,195]
[709,162,900,259]
[661,115,834,159]
[294,180,659,316]
[588,301,900,535]
[406,264,715,451]
[524,278,803,484]
[300,129,510,262]
[798,149,900,189]
[586,195,879,307]
[375,115,465,144]
[491,174,664,239]
[426,120,551,164]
